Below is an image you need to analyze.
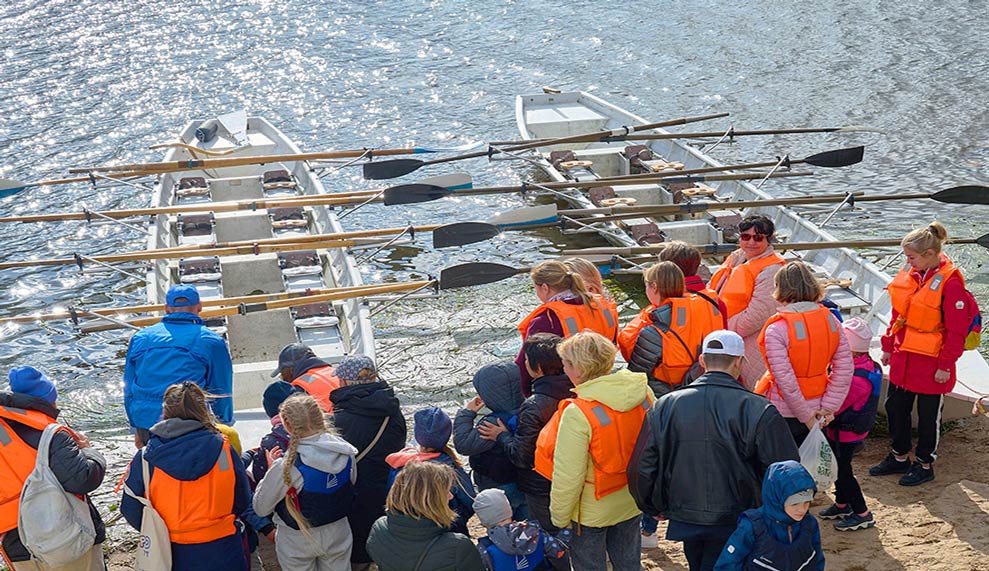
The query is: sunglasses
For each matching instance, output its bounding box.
[739,232,767,243]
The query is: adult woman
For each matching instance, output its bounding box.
[540,331,650,571]
[755,261,853,446]
[619,261,723,397]
[121,382,250,571]
[367,461,483,571]
[658,240,728,326]
[870,223,972,486]
[709,215,786,386]
[516,260,617,397]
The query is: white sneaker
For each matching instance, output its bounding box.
[641,532,658,549]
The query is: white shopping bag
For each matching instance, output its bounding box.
[123,456,172,571]
[798,421,838,491]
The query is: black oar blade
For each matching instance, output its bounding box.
[432,222,500,248]
[439,262,519,290]
[383,184,452,206]
[362,159,425,180]
[976,233,989,250]
[931,185,989,205]
[803,146,865,168]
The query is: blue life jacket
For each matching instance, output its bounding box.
[833,361,882,435]
[469,412,519,484]
[275,456,354,530]
[742,509,818,571]
[479,533,548,571]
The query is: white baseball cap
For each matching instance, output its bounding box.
[701,330,746,357]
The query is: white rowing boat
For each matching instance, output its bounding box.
[146,112,374,441]
[515,90,989,420]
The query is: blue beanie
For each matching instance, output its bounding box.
[262,381,302,418]
[8,366,58,404]
[414,406,452,450]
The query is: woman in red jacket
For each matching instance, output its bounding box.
[869,222,972,486]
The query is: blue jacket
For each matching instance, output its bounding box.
[121,419,252,571]
[124,313,233,429]
[715,461,824,571]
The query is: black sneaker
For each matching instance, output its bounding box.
[818,504,854,520]
[834,512,876,531]
[869,453,911,476]
[899,463,934,486]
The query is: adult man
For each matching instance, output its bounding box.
[270,342,339,413]
[124,284,233,443]
[628,330,799,571]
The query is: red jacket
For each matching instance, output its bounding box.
[881,263,968,394]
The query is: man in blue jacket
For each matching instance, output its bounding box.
[124,284,233,444]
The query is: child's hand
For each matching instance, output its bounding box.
[266,446,284,466]
[465,396,485,413]
[478,419,508,441]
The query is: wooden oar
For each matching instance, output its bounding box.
[0,172,153,199]
[361,112,731,180]
[488,126,880,146]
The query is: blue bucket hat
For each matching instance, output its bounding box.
[8,366,58,404]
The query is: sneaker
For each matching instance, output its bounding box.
[869,453,911,476]
[834,512,876,531]
[899,463,935,486]
[818,504,854,520]
[640,533,658,549]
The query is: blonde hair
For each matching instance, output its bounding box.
[161,382,218,432]
[564,258,608,298]
[386,461,458,528]
[418,444,463,469]
[902,222,949,255]
[531,260,596,309]
[643,261,685,299]
[279,393,330,537]
[658,241,701,277]
[773,261,823,304]
[557,331,616,382]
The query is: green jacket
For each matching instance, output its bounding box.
[367,511,483,571]
[550,368,651,529]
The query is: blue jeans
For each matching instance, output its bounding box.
[641,514,658,534]
[568,515,641,571]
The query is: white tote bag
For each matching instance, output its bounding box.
[122,455,172,571]
[798,421,838,491]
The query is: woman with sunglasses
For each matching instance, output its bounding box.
[709,215,786,387]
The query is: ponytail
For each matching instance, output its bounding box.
[902,221,949,254]
[531,260,597,310]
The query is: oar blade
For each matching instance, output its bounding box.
[931,185,989,205]
[362,159,425,180]
[0,179,27,198]
[383,184,452,206]
[432,222,500,248]
[417,172,472,191]
[977,233,989,249]
[439,262,519,290]
[803,146,865,168]
[488,204,559,228]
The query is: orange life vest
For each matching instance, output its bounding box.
[709,251,786,318]
[0,406,60,533]
[533,395,652,500]
[147,436,237,544]
[886,257,962,357]
[517,295,618,342]
[291,365,341,414]
[617,296,723,387]
[754,305,841,399]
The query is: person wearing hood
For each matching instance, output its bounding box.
[386,406,476,535]
[478,333,573,533]
[714,461,824,571]
[253,393,357,570]
[121,382,251,571]
[0,367,107,570]
[271,342,340,414]
[243,380,302,484]
[474,488,569,571]
[328,355,406,571]
[538,331,651,571]
[453,360,526,518]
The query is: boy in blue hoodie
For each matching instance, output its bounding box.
[714,461,825,571]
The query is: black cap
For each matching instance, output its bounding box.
[270,342,315,378]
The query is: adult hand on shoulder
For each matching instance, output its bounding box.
[881,351,891,367]
[935,369,950,383]
[477,418,508,441]
[465,396,485,413]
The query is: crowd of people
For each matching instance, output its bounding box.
[0,217,976,571]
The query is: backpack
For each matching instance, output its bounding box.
[833,362,883,435]
[17,424,96,567]
[960,287,983,350]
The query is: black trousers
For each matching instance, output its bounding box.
[682,537,731,571]
[828,437,867,514]
[885,384,944,465]
[524,491,560,533]
[785,417,811,448]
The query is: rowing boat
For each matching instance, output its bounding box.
[515,90,989,420]
[145,112,374,441]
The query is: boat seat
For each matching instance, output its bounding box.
[279,251,320,269]
[589,186,616,206]
[178,256,222,299]
[271,206,305,221]
[209,176,264,203]
[294,303,345,351]
[623,145,654,170]
[549,150,577,169]
[177,213,216,246]
[263,170,292,184]
[628,223,663,245]
[278,250,326,292]
[294,302,332,319]
[174,177,211,204]
[263,170,300,197]
[640,159,685,173]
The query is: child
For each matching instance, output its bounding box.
[453,361,526,518]
[386,406,476,535]
[252,393,357,570]
[474,488,569,571]
[714,461,824,571]
[244,380,301,484]
[820,317,881,531]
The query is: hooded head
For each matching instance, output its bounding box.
[471,360,523,413]
[760,460,817,524]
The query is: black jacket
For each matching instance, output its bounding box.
[0,392,107,562]
[330,381,407,564]
[497,373,573,495]
[627,371,799,527]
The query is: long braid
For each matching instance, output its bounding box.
[278,393,328,538]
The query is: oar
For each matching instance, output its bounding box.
[0,172,152,199]
[488,126,880,146]
[361,112,731,180]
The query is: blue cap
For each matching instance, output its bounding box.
[413,406,452,450]
[8,366,58,404]
[166,284,201,308]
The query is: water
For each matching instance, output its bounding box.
[2,0,988,544]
